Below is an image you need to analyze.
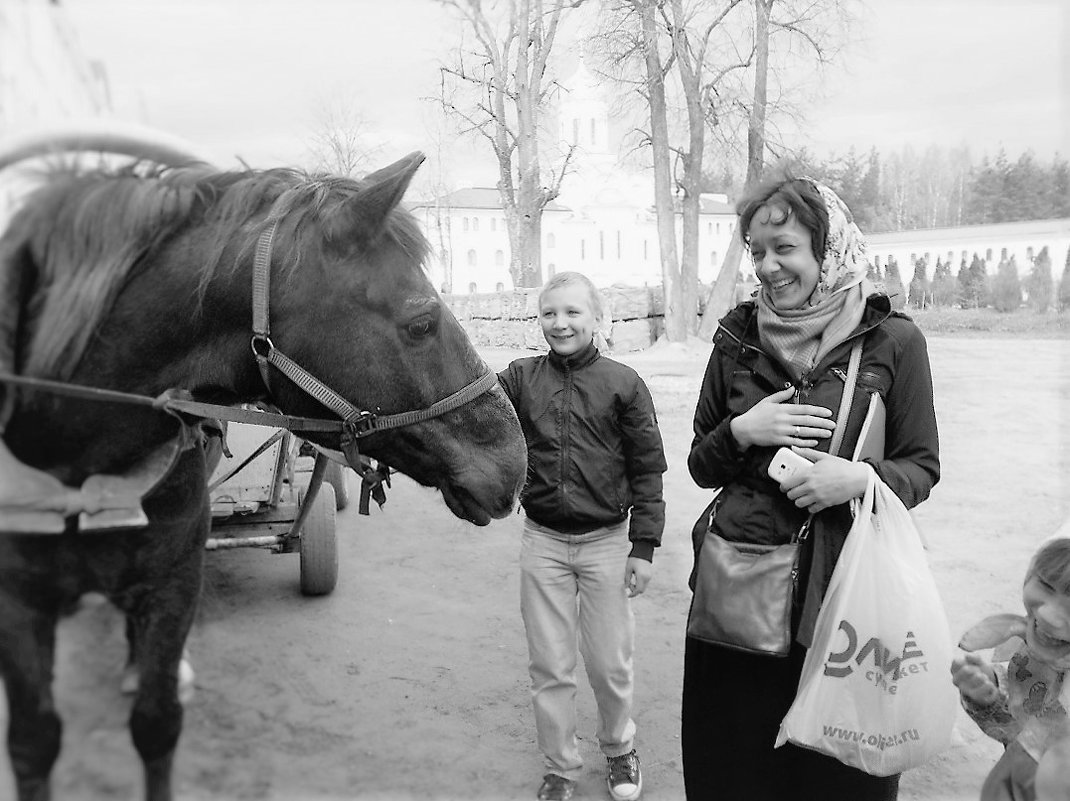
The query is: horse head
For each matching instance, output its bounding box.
[0,127,525,525]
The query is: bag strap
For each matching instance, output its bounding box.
[794,338,863,543]
[827,339,863,458]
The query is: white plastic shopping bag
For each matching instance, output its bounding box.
[775,467,958,776]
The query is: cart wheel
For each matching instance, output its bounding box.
[325,460,350,511]
[299,482,338,596]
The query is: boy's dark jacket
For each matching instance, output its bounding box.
[498,343,667,562]
[689,294,940,645]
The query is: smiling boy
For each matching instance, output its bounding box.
[497,271,667,801]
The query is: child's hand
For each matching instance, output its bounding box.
[625,557,653,598]
[951,652,1000,706]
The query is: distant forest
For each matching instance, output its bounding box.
[707,146,1070,234]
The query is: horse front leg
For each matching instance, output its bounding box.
[126,586,202,801]
[0,597,62,801]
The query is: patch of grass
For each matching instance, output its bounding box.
[906,307,1070,338]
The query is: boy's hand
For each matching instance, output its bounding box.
[951,652,1000,705]
[625,557,653,597]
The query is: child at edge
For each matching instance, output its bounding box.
[497,271,667,801]
[951,534,1070,801]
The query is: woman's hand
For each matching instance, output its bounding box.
[729,386,835,450]
[777,448,870,513]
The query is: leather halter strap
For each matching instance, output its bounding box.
[247,222,497,439]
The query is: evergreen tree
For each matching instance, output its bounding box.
[1058,245,1070,312]
[959,253,990,308]
[884,257,906,310]
[908,256,931,309]
[931,257,958,307]
[1025,246,1054,313]
[1051,156,1070,218]
[991,253,1021,312]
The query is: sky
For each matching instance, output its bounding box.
[61,0,1069,194]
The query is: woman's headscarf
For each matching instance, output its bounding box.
[755,179,876,380]
[808,180,871,302]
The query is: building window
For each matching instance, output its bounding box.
[467,249,477,266]
[463,217,470,232]
[728,223,734,233]
[494,249,504,267]
[643,239,648,260]
[708,222,712,235]
[490,218,496,232]
[495,282,505,292]
[472,217,479,232]
[711,250,718,266]
[985,247,992,260]
[468,282,477,293]
[547,232,556,249]
[547,263,556,277]
[590,118,596,145]
[616,231,622,260]
[581,239,586,260]
[716,222,721,235]
[599,231,605,260]
[1027,246,1035,261]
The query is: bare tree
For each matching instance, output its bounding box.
[592,0,748,342]
[665,0,748,333]
[436,0,583,288]
[305,97,383,177]
[632,0,687,341]
[698,0,855,338]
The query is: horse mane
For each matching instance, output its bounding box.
[1,163,430,380]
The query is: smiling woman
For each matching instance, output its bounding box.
[682,173,940,801]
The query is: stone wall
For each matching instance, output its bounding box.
[443,285,678,351]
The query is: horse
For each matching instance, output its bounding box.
[0,128,526,801]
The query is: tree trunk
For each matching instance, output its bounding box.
[636,0,685,342]
[697,0,771,339]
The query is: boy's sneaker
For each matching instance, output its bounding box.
[606,750,642,801]
[537,773,576,801]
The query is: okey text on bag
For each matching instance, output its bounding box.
[822,619,929,694]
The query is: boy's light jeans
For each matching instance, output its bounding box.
[520,516,637,780]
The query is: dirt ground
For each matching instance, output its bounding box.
[1,336,1068,801]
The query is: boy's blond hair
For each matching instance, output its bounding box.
[538,271,604,322]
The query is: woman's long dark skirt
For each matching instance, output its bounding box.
[681,636,900,801]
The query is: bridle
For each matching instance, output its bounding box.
[246,221,498,452]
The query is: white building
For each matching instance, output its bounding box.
[868,218,1070,276]
[411,60,739,293]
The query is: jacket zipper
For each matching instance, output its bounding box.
[559,363,572,516]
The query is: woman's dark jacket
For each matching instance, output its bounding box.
[688,294,939,645]
[498,343,667,562]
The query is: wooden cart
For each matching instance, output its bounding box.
[205,422,344,596]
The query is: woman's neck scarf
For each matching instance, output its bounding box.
[755,180,875,380]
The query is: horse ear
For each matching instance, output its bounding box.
[332,152,425,246]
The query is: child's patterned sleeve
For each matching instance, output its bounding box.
[961,662,1020,746]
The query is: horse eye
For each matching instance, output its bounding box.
[406,316,436,339]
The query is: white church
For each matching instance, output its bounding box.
[409,60,740,293]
